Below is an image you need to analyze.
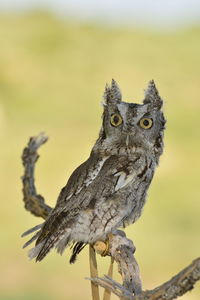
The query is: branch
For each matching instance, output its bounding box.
[21,133,52,220]
[93,231,142,295]
[89,257,200,300]
[87,275,133,299]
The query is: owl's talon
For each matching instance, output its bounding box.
[93,240,110,256]
[101,240,110,257]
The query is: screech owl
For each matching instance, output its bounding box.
[22,79,166,263]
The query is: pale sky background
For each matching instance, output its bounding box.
[0,0,200,28]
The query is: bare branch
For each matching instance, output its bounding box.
[89,257,200,300]
[143,257,200,300]
[21,133,52,220]
[93,230,142,295]
[87,275,133,299]
[109,231,142,295]
[89,245,100,300]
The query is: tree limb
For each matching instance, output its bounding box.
[89,257,200,300]
[93,231,142,295]
[21,133,52,220]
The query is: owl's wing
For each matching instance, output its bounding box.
[26,153,137,261]
[39,154,120,230]
[54,153,135,213]
[55,152,110,206]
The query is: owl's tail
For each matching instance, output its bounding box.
[22,224,72,262]
[21,223,45,260]
[29,232,64,262]
[22,224,86,263]
[22,223,43,249]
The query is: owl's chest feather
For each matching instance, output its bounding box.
[70,151,156,242]
[113,149,155,189]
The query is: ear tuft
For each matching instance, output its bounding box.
[143,80,163,109]
[104,79,122,104]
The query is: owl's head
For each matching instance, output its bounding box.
[97,79,166,157]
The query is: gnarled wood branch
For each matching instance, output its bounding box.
[21,133,200,300]
[21,133,52,219]
[89,257,200,300]
[93,231,142,295]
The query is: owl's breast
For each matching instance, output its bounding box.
[116,157,155,226]
[64,154,156,244]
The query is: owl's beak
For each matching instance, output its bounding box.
[126,134,130,146]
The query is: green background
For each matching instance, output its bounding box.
[0,12,199,300]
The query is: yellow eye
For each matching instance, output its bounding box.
[110,113,123,127]
[139,118,153,129]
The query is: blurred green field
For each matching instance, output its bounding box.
[0,11,199,300]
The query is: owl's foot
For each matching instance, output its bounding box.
[101,239,110,257]
[93,240,109,256]
[93,234,113,257]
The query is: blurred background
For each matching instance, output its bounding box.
[0,0,199,299]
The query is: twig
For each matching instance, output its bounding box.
[87,275,133,299]
[143,257,200,300]
[103,258,114,300]
[89,246,100,300]
[89,257,200,300]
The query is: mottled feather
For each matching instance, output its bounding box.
[22,80,166,263]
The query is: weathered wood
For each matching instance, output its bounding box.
[93,231,142,295]
[21,133,52,220]
[89,257,200,300]
[89,246,101,300]
[103,258,114,300]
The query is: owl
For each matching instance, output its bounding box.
[22,79,166,263]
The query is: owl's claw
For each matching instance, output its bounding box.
[93,234,114,257]
[101,239,110,257]
[93,239,110,257]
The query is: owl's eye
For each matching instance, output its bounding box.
[139,118,153,129]
[110,113,123,127]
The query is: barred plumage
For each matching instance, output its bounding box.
[22,79,166,263]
